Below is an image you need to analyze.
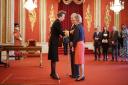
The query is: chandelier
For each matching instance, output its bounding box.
[24,0,37,12]
[110,0,124,14]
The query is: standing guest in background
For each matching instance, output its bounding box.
[119,25,125,61]
[63,34,69,55]
[122,25,128,62]
[101,27,109,61]
[69,13,79,78]
[110,26,119,61]
[72,14,85,81]
[93,26,102,61]
[48,10,66,80]
[14,23,22,60]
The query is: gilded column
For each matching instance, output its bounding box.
[40,0,48,53]
[6,0,14,43]
[1,0,6,43]
[20,0,25,45]
[94,0,101,27]
[114,14,120,29]
[40,0,46,42]
[0,0,2,43]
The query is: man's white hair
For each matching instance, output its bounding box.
[71,13,77,18]
[75,14,82,23]
[113,26,117,31]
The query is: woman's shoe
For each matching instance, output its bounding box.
[50,74,60,80]
[76,76,85,81]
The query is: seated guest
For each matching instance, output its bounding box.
[110,26,119,61]
[14,23,22,60]
[93,26,102,61]
[101,26,109,61]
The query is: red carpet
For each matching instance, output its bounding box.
[0,54,128,85]
[58,47,93,54]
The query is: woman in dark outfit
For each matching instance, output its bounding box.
[72,14,85,81]
[101,27,109,61]
[48,11,66,80]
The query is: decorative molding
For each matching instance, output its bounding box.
[73,0,84,4]
[63,0,72,5]
[62,0,84,5]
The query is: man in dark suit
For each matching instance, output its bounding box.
[48,10,66,80]
[93,27,102,61]
[69,13,79,78]
[110,26,119,61]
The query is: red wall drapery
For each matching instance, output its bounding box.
[58,1,83,30]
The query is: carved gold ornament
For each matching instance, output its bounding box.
[49,4,55,27]
[62,0,84,5]
[29,9,37,32]
[85,5,92,32]
[63,0,72,5]
[104,5,111,28]
[73,0,84,4]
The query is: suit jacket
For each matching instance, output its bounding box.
[48,19,65,61]
[93,32,102,46]
[110,30,119,46]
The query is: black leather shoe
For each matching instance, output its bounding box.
[69,75,79,78]
[76,76,85,81]
[50,74,60,80]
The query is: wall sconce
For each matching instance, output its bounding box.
[24,0,37,12]
[110,0,124,14]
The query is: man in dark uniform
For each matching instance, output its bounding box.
[93,27,102,61]
[48,10,66,80]
[69,13,79,78]
[110,26,119,61]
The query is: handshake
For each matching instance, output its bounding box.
[64,30,69,36]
